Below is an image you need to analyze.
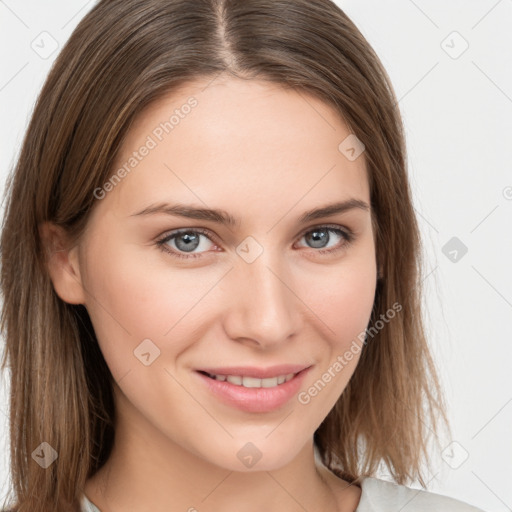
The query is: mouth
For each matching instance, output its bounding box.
[194,364,312,413]
[196,363,311,387]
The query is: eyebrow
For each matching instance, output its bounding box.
[129,198,370,227]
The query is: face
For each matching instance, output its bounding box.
[70,76,377,471]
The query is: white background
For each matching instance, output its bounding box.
[0,1,511,510]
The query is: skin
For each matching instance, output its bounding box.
[42,75,377,512]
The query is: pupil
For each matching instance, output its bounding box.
[176,232,200,252]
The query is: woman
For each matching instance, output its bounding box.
[0,0,485,510]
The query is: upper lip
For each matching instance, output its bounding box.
[197,364,312,379]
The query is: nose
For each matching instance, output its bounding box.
[222,250,303,350]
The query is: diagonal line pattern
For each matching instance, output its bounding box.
[61,0,95,30]
[61,263,133,336]
[407,0,439,29]
[164,163,237,237]
[200,470,234,503]
[397,471,440,512]
[265,472,310,512]
[472,61,512,105]
[200,56,236,93]
[265,266,336,335]
[414,206,439,234]
[394,62,439,108]
[162,267,234,337]
[471,265,512,309]
[266,164,336,234]
[393,392,439,440]
[471,0,504,30]
[163,367,234,438]
[420,265,438,286]
[471,471,511,509]
[265,409,294,438]
[0,0,29,29]
[115,368,132,385]
[471,397,512,439]
[469,204,499,233]
[0,62,29,92]
[296,89,337,131]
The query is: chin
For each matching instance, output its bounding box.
[197,436,305,473]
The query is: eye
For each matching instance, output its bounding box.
[156,228,218,259]
[295,225,354,255]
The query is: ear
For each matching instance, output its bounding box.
[39,221,87,305]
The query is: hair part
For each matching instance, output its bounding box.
[0,0,449,510]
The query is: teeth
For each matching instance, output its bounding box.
[226,375,242,385]
[209,372,296,388]
[242,376,263,388]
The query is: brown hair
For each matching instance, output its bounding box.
[0,0,449,510]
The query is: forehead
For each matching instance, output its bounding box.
[100,77,369,225]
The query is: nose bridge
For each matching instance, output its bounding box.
[225,246,300,346]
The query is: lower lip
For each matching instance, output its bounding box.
[195,367,311,413]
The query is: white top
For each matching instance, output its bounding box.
[354,477,485,511]
[80,476,486,511]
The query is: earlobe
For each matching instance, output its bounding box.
[39,221,87,305]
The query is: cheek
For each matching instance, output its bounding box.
[294,254,376,413]
[81,240,226,374]
[296,251,377,347]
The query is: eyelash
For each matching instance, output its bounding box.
[155,224,354,260]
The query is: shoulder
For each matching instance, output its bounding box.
[80,494,101,512]
[356,477,486,512]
